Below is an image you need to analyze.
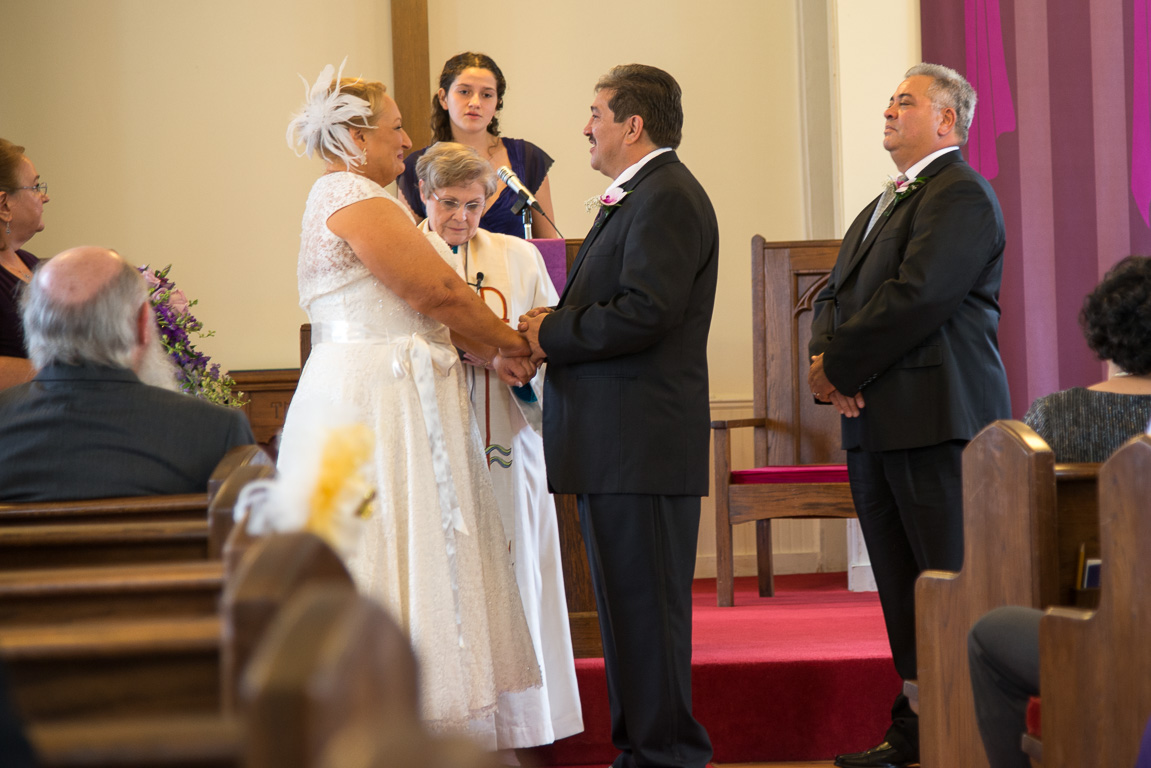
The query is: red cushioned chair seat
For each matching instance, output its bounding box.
[731,464,849,485]
[1026,695,1042,738]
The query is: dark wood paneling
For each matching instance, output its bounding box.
[231,369,300,449]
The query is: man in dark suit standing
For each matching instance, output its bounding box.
[0,246,255,501]
[808,63,1011,768]
[520,64,717,768]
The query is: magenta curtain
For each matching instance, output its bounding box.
[922,0,1151,416]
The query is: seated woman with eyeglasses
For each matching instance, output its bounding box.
[415,141,584,753]
[0,138,50,390]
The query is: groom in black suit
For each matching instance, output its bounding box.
[809,63,1011,768]
[520,64,717,768]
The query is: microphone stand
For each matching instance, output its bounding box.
[510,193,534,239]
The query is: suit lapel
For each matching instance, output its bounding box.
[836,150,965,288]
[559,151,679,306]
[837,195,883,283]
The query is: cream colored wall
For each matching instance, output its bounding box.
[0,0,919,395]
[1,1,805,396]
[426,0,805,400]
[831,0,922,225]
[1,0,397,372]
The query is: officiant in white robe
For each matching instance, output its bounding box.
[415,141,582,747]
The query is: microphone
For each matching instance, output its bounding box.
[496,166,543,213]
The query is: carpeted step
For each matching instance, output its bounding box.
[527,573,901,765]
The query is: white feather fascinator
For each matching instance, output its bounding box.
[286,57,374,168]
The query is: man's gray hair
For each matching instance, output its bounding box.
[21,259,148,370]
[905,62,977,144]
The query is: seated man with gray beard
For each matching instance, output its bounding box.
[0,246,255,501]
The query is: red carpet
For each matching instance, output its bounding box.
[527,573,901,765]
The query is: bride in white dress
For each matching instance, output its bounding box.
[283,63,542,749]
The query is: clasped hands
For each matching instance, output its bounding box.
[486,306,552,388]
[808,353,866,418]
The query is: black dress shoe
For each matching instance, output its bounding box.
[834,740,919,768]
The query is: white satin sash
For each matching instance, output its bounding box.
[312,320,469,538]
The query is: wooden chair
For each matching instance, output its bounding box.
[711,237,855,605]
[1034,434,1151,767]
[912,421,1100,768]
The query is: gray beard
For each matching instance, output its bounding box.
[135,336,182,392]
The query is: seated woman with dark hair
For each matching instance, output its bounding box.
[969,255,1151,768]
[1023,254,1151,461]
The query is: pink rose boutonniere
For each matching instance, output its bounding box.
[885,176,929,216]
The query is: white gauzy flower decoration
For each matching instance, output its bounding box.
[285,57,374,168]
[235,403,375,560]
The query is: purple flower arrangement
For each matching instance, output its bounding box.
[138,265,246,408]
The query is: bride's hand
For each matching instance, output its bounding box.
[492,353,536,387]
[461,352,493,370]
[498,332,532,359]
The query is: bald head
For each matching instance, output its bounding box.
[39,247,127,307]
[22,246,151,371]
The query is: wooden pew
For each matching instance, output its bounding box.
[29,715,243,768]
[0,444,268,525]
[242,583,414,768]
[0,521,211,572]
[912,421,1100,768]
[220,532,354,713]
[5,531,353,729]
[0,455,273,627]
[26,575,380,768]
[0,560,224,628]
[1034,434,1151,767]
[0,446,272,571]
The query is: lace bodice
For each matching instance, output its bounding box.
[298,172,461,335]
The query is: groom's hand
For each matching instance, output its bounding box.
[518,310,550,363]
[517,306,553,330]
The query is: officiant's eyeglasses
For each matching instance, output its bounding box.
[15,183,47,196]
[430,191,483,216]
